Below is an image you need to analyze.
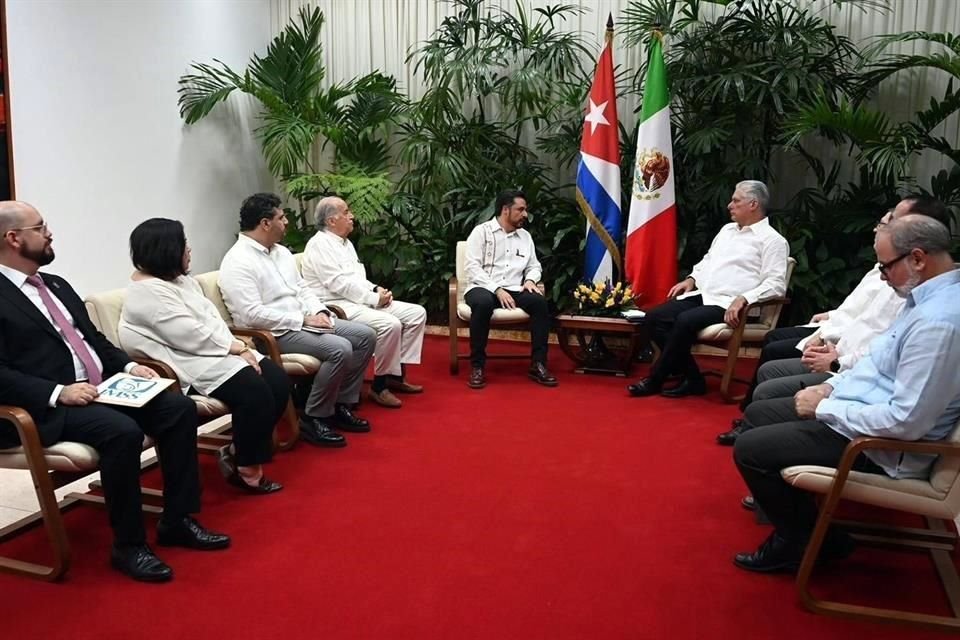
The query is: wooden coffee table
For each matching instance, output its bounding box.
[555,314,649,377]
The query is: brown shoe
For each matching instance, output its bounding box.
[386,379,424,394]
[368,388,402,408]
[528,362,558,387]
[468,367,486,389]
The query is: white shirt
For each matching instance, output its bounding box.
[0,264,134,407]
[464,218,543,293]
[219,234,330,336]
[119,276,264,395]
[796,266,905,371]
[301,230,379,307]
[684,217,789,307]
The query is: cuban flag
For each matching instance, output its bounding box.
[576,25,621,284]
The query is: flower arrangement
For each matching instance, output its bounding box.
[572,280,637,317]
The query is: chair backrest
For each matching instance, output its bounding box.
[455,241,468,306]
[294,252,304,274]
[193,271,232,323]
[754,257,796,327]
[84,287,128,349]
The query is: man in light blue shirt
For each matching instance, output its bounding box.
[732,214,960,573]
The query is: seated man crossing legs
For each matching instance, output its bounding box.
[628,180,789,398]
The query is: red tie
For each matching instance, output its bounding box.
[25,275,103,385]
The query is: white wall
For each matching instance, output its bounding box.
[6,0,273,296]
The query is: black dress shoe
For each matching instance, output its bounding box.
[156,516,231,551]
[627,378,661,397]
[717,419,747,446]
[733,532,803,573]
[299,417,347,447]
[468,367,486,389]
[528,362,558,387]
[333,404,371,433]
[660,376,707,398]
[111,544,173,582]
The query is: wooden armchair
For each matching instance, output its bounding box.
[782,420,960,631]
[690,257,796,402]
[0,359,177,581]
[448,240,543,375]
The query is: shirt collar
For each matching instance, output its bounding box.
[236,233,272,255]
[735,217,770,233]
[486,217,519,237]
[322,229,349,246]
[907,268,960,306]
[0,263,33,288]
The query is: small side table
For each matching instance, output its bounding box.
[555,314,649,377]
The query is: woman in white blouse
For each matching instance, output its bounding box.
[119,219,287,494]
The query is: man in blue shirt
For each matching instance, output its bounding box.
[732,214,960,573]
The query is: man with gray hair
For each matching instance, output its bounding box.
[301,196,427,408]
[732,214,960,573]
[628,180,789,398]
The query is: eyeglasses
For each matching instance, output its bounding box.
[12,221,48,233]
[877,252,911,275]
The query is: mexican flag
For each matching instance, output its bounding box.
[624,35,677,307]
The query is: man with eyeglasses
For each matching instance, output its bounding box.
[0,201,229,582]
[732,214,960,573]
[716,195,951,446]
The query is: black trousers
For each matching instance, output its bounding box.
[734,417,883,545]
[645,296,725,383]
[59,391,201,546]
[208,359,289,467]
[739,325,818,410]
[464,288,550,368]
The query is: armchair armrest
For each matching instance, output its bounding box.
[327,305,346,320]
[449,277,459,323]
[132,358,182,394]
[0,405,54,481]
[738,296,790,322]
[230,327,283,364]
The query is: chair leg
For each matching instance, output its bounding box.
[450,325,460,375]
[797,503,960,630]
[718,343,741,403]
[0,478,74,581]
[276,399,300,451]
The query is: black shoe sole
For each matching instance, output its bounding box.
[527,374,558,387]
[156,536,231,551]
[333,423,370,433]
[732,556,799,574]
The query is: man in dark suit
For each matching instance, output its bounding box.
[0,201,230,582]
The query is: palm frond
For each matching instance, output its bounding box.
[177,60,247,123]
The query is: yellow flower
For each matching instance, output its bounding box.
[573,292,581,301]
[613,282,622,293]
[596,282,606,293]
[623,287,633,299]
[605,298,615,308]
[578,284,590,294]
[589,292,600,303]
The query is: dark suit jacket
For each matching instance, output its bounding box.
[0,271,131,447]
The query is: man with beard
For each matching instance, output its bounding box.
[0,201,229,582]
[462,190,557,389]
[732,214,960,573]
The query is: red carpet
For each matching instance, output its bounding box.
[1,336,956,639]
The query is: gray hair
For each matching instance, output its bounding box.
[313,197,345,228]
[736,180,769,213]
[884,214,952,256]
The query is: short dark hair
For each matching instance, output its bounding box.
[239,193,283,231]
[494,190,527,216]
[902,195,950,227]
[129,218,187,281]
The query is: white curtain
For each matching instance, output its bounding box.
[268,0,960,190]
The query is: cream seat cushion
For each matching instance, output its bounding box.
[697,322,773,342]
[456,303,531,324]
[0,437,156,473]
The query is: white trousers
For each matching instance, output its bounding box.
[337,300,427,376]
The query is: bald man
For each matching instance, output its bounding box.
[0,201,228,582]
[301,197,427,408]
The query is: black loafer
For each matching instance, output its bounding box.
[717,419,747,446]
[468,367,486,389]
[627,378,661,397]
[660,377,707,398]
[110,544,173,583]
[299,417,347,447]
[334,404,371,433]
[733,532,803,573]
[156,516,231,551]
